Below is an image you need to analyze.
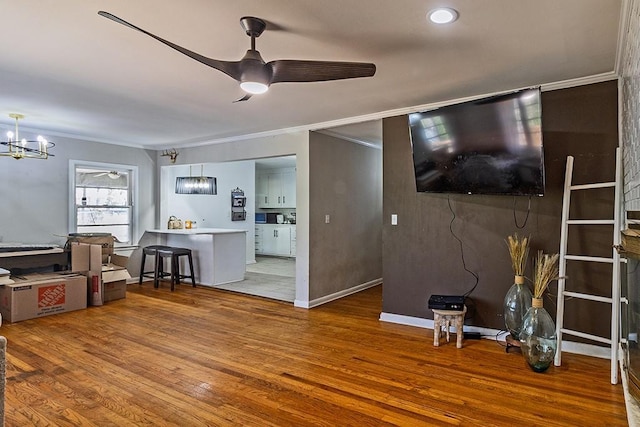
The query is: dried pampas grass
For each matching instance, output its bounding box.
[533,251,559,298]
[506,234,530,276]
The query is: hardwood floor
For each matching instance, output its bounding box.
[1,283,628,426]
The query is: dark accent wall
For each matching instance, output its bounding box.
[382,81,618,339]
[309,132,383,300]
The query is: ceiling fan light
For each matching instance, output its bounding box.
[240,81,269,94]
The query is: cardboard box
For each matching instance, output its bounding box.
[102,255,130,302]
[67,234,115,263]
[70,243,104,306]
[0,273,87,322]
[70,243,103,274]
[103,280,127,302]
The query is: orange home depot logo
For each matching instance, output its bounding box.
[38,284,66,308]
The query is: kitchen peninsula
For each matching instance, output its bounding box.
[135,228,247,287]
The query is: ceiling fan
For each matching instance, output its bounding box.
[94,171,122,179]
[98,11,376,102]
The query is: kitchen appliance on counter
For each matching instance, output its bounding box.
[255,212,267,224]
[276,214,284,224]
[266,213,282,224]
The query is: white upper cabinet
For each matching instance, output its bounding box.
[257,167,296,208]
[256,172,270,208]
[280,168,296,208]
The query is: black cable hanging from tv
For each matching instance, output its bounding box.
[447,196,479,297]
[513,196,532,229]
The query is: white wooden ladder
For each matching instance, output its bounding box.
[554,147,623,385]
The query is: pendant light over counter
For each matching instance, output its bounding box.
[175,165,217,195]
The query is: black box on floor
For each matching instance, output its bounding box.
[428,295,465,310]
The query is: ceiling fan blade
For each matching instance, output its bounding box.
[269,60,376,83]
[233,93,253,103]
[98,11,242,80]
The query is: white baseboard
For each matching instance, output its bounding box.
[379,311,612,360]
[295,278,382,309]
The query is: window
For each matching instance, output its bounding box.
[70,162,137,245]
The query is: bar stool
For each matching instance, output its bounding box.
[155,247,196,291]
[139,245,171,284]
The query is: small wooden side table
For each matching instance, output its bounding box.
[432,306,467,348]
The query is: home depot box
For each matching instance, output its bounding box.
[0,273,87,323]
[102,254,130,302]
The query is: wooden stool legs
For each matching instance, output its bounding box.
[140,245,171,285]
[432,306,467,348]
[156,248,196,291]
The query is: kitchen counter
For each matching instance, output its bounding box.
[134,228,247,287]
[148,228,246,235]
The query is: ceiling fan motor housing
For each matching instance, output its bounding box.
[240,50,272,87]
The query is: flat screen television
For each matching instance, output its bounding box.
[409,88,544,196]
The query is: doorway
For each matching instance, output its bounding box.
[217,156,297,302]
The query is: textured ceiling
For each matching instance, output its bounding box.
[0,1,623,149]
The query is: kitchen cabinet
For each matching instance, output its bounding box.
[279,168,296,208]
[263,226,291,256]
[256,168,296,208]
[255,224,295,257]
[254,226,263,253]
[256,173,269,208]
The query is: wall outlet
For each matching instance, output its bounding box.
[325,214,330,224]
[391,214,398,225]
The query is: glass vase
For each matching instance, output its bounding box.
[519,298,557,373]
[503,275,532,340]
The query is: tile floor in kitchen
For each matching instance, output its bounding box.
[214,255,295,303]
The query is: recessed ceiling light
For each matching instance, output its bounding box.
[428,7,459,24]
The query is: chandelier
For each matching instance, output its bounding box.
[0,113,55,160]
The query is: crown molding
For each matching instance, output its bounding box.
[166,72,620,151]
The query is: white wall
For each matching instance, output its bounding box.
[160,161,256,263]
[0,133,156,246]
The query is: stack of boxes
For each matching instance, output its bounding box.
[0,234,131,323]
[68,235,131,305]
